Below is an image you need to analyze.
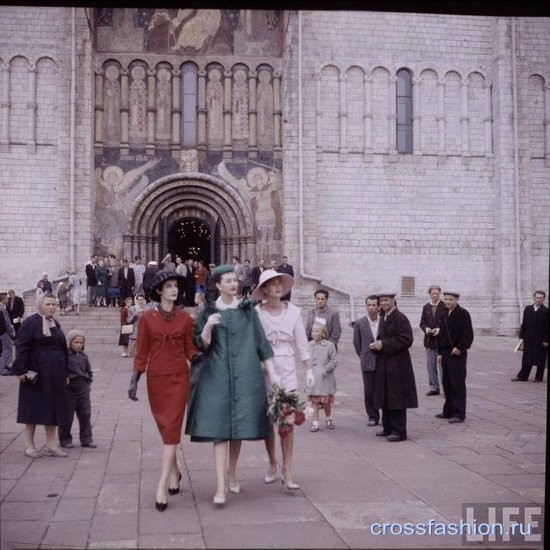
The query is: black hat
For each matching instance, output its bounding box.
[151,270,185,297]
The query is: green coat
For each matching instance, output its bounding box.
[185,299,273,442]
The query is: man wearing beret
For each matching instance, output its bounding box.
[436,291,474,423]
[370,292,418,441]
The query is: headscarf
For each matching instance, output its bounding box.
[36,291,56,337]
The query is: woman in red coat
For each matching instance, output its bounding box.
[128,270,200,512]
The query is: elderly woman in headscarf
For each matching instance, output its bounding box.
[10,292,70,458]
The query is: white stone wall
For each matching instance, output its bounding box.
[0,7,94,293]
[282,12,550,334]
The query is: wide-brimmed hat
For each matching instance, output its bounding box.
[251,269,294,302]
[151,269,185,296]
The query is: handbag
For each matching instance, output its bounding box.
[121,324,134,335]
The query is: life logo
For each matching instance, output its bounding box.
[462,503,543,546]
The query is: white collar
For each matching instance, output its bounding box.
[216,296,239,311]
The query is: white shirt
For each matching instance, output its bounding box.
[368,315,380,337]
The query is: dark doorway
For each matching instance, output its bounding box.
[168,217,212,263]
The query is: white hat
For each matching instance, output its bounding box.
[251,269,294,302]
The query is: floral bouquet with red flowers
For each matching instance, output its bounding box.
[267,384,306,437]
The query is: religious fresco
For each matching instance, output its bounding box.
[92,151,283,261]
[95,8,283,56]
[93,8,285,260]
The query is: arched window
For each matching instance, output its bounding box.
[396,68,413,153]
[181,62,198,147]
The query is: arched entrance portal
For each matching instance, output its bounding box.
[123,173,256,265]
[168,217,212,264]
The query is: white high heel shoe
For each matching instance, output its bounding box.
[281,477,300,490]
[264,465,279,484]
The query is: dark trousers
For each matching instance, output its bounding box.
[361,370,379,422]
[59,378,93,445]
[381,408,407,439]
[516,350,547,381]
[441,350,467,420]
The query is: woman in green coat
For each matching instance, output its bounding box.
[185,265,279,506]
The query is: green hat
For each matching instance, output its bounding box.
[212,264,235,279]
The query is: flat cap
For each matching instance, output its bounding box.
[377,291,397,298]
[443,290,461,298]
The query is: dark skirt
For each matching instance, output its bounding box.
[147,372,190,444]
[118,331,130,346]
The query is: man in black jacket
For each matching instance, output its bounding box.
[117,259,135,303]
[7,289,25,337]
[85,254,98,307]
[419,285,447,396]
[511,290,548,382]
[436,291,474,424]
[142,261,158,302]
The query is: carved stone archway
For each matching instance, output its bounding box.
[123,173,256,263]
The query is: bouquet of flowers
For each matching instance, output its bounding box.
[267,384,306,437]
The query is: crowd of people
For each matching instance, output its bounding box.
[1,252,547,514]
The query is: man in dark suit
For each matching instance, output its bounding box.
[276,255,294,301]
[117,259,135,302]
[250,258,266,292]
[85,254,98,307]
[436,291,474,424]
[371,292,418,441]
[7,289,25,337]
[419,285,447,396]
[353,295,381,426]
[511,290,548,382]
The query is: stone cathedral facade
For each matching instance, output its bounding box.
[0,8,548,335]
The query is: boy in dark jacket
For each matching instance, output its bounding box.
[59,330,97,448]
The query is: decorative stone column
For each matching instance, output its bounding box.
[315,71,322,155]
[171,68,181,159]
[363,74,372,161]
[146,68,156,154]
[461,77,469,157]
[248,70,257,158]
[339,74,348,158]
[120,68,129,153]
[94,68,103,153]
[388,75,398,160]
[437,77,446,157]
[197,68,207,158]
[484,82,493,157]
[544,82,550,167]
[273,70,282,159]
[27,64,37,153]
[412,76,422,155]
[223,69,232,158]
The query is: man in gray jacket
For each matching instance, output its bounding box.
[353,295,381,426]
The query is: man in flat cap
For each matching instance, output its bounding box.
[370,292,418,441]
[511,290,548,382]
[436,291,474,423]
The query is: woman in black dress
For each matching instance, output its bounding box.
[11,292,70,458]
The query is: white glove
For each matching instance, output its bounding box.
[305,368,315,388]
[201,313,221,345]
[264,359,282,387]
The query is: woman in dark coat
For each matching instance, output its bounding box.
[185,265,276,506]
[11,292,69,458]
[94,260,109,306]
[128,270,198,512]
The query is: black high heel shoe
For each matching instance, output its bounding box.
[168,472,182,495]
[155,501,167,511]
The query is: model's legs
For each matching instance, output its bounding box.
[24,424,37,449]
[280,431,294,482]
[45,425,59,448]
[263,430,278,479]
[227,440,242,487]
[213,441,228,500]
[156,444,176,505]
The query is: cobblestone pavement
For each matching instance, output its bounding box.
[0,318,546,549]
